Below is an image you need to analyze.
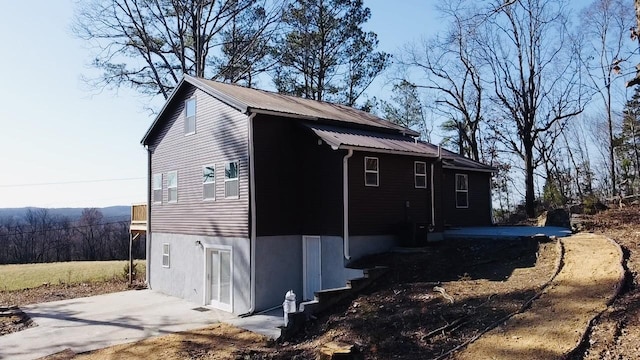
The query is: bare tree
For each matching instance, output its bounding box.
[479,0,586,217]
[580,0,634,197]
[399,1,484,160]
[73,0,284,98]
[76,208,106,261]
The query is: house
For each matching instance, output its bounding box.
[140,75,495,315]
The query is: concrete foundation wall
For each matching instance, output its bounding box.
[349,234,398,260]
[255,235,303,311]
[255,234,397,310]
[149,233,250,315]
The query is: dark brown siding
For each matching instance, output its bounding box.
[348,152,433,236]
[147,85,249,237]
[253,116,343,236]
[442,169,492,227]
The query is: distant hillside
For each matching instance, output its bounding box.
[0,206,131,222]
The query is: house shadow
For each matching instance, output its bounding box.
[352,236,542,283]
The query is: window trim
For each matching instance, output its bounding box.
[162,243,170,268]
[414,161,427,189]
[224,161,239,199]
[203,164,216,201]
[152,173,163,204]
[455,173,469,209]
[167,170,178,203]
[184,98,196,135]
[364,156,379,187]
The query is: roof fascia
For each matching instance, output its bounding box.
[442,164,497,173]
[339,145,439,158]
[141,77,187,145]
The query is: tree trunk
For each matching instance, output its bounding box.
[608,85,617,196]
[525,141,536,218]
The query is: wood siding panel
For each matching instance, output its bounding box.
[349,152,432,236]
[442,169,492,227]
[148,85,249,237]
[253,116,343,236]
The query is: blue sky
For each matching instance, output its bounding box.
[0,0,443,208]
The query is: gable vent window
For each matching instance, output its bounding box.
[455,174,469,208]
[225,161,239,198]
[415,161,427,188]
[203,165,216,200]
[185,98,196,135]
[152,173,162,203]
[167,171,178,203]
[364,157,379,187]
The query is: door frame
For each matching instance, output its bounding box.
[302,235,322,301]
[203,244,233,312]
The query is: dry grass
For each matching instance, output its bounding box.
[0,260,146,292]
[74,323,269,360]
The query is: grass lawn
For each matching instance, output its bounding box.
[0,260,146,292]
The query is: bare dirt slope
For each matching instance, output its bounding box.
[571,206,640,359]
[455,234,624,360]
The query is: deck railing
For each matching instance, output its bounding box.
[130,203,147,231]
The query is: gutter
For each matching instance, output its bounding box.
[343,149,354,260]
[145,146,152,286]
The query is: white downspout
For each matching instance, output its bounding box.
[145,146,152,286]
[430,162,435,228]
[246,112,258,315]
[343,149,353,260]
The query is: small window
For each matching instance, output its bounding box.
[203,165,215,200]
[364,157,379,187]
[152,173,162,203]
[415,161,427,188]
[185,98,196,135]
[225,161,239,198]
[162,243,170,268]
[456,174,469,208]
[167,171,178,203]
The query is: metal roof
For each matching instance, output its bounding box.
[305,123,439,157]
[305,123,496,172]
[187,76,419,136]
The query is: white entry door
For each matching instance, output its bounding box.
[207,247,232,312]
[303,236,322,300]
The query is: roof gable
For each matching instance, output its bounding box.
[142,75,418,145]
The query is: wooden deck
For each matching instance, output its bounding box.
[130,203,147,233]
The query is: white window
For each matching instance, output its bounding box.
[162,243,170,268]
[415,161,427,188]
[152,173,162,203]
[185,98,196,135]
[225,161,239,198]
[167,171,178,203]
[203,165,215,200]
[364,157,379,187]
[456,174,469,208]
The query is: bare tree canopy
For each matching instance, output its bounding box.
[580,0,635,196]
[399,0,484,160]
[73,0,284,99]
[273,0,390,106]
[478,0,586,217]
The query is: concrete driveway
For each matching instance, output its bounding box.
[0,290,279,360]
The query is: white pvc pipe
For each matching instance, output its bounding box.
[343,149,353,260]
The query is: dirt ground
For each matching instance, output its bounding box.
[4,206,640,360]
[569,207,640,359]
[455,234,623,360]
